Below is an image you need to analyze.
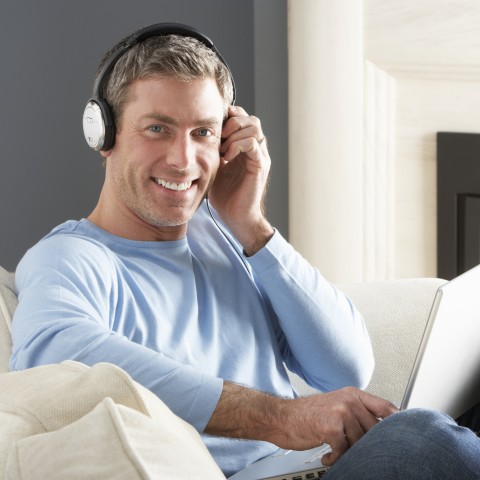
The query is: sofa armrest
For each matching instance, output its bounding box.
[289,278,446,405]
[0,267,16,373]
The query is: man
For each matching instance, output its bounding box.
[10,24,480,478]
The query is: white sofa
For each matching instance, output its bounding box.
[292,278,446,405]
[0,265,446,478]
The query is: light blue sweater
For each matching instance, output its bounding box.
[10,201,373,476]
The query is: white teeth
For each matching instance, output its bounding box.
[155,178,192,191]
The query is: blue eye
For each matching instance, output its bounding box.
[197,128,212,137]
[149,125,163,133]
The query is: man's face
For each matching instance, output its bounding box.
[103,76,225,241]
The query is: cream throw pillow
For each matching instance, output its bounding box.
[0,266,16,372]
[0,361,225,479]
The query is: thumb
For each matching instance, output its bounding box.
[358,390,399,419]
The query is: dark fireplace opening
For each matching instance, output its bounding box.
[437,132,480,280]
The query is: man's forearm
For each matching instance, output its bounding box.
[204,381,398,466]
[238,218,275,257]
[204,381,290,445]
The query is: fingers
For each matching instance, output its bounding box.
[222,105,258,136]
[221,106,267,162]
[322,435,349,467]
[357,389,399,420]
[335,388,397,443]
[299,388,399,467]
[322,390,399,468]
[321,414,365,466]
[221,136,264,163]
[343,416,366,446]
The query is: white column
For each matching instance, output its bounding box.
[363,61,396,281]
[288,0,365,283]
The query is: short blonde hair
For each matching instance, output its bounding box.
[95,34,234,129]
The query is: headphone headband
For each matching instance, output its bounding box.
[83,22,235,152]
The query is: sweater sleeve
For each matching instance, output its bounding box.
[10,235,223,433]
[246,230,374,392]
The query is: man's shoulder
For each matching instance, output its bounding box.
[43,219,105,244]
[15,221,119,295]
[20,220,115,272]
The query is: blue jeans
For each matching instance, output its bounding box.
[324,408,480,479]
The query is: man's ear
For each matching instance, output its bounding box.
[101,148,113,158]
[100,149,112,169]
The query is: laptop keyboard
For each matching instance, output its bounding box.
[261,444,331,480]
[262,467,329,480]
[305,445,331,463]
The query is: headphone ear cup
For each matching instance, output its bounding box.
[84,23,234,152]
[83,99,115,151]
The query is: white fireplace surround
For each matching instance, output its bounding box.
[288,0,480,283]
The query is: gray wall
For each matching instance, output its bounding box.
[0,0,287,271]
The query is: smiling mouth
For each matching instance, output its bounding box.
[153,178,193,191]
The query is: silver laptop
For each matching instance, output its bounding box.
[228,445,331,480]
[229,264,480,480]
[400,263,480,418]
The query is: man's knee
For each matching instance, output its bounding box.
[371,408,454,456]
[327,408,480,480]
[369,408,480,477]
[379,407,453,438]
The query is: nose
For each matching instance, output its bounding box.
[165,133,196,170]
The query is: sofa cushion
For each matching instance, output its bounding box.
[6,397,225,480]
[342,278,446,404]
[6,398,156,480]
[0,361,225,479]
[289,278,445,406]
[0,267,16,372]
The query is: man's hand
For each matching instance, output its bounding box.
[208,105,274,256]
[205,383,398,467]
[272,387,399,466]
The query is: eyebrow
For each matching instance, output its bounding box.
[140,113,221,128]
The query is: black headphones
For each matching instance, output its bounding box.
[82,22,236,152]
